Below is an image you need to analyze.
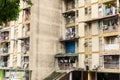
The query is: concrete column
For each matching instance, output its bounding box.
[88,72,91,80]
[17,40,22,52]
[9,41,14,53]
[10,27,14,39]
[69,72,72,80]
[55,58,59,71]
[81,71,83,80]
[117,0,120,13]
[18,24,23,38]
[96,72,97,80]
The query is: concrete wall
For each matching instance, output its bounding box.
[92,22,98,35]
[91,4,98,18]
[30,0,61,80]
[92,37,99,52]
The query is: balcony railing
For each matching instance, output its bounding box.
[104,44,119,51]
[104,63,119,69]
[66,16,75,24]
[103,25,118,33]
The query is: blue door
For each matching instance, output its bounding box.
[65,41,75,53]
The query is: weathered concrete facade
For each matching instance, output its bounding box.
[30,0,61,80]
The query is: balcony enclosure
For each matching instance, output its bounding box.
[22,23,30,37]
[104,36,119,51]
[64,11,75,24]
[21,38,30,54]
[104,55,119,69]
[66,27,76,39]
[0,43,10,54]
[98,1,117,18]
[55,53,78,70]
[65,0,75,11]
[98,17,118,33]
[0,31,9,41]
[0,56,9,67]
[23,8,30,21]
[22,56,29,69]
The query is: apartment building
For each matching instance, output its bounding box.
[1,0,120,80]
[0,1,31,80]
[54,0,120,80]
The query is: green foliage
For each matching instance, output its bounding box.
[0,0,32,25]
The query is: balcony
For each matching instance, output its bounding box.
[104,55,119,69]
[60,27,79,42]
[0,56,9,68]
[22,24,30,37]
[104,44,119,51]
[98,17,118,33]
[103,25,118,33]
[1,62,7,67]
[0,43,10,55]
[21,44,30,54]
[21,38,30,54]
[55,53,78,70]
[65,0,75,11]
[104,63,119,69]
[98,1,117,18]
[0,31,9,42]
[66,16,75,24]
[23,9,30,22]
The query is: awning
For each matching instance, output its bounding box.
[55,53,78,58]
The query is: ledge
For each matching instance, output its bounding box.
[55,53,78,58]
[84,14,118,23]
[60,36,79,42]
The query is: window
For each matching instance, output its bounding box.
[98,21,103,29]
[76,10,79,17]
[99,37,102,51]
[88,7,91,14]
[98,4,102,12]
[89,38,92,51]
[89,23,92,35]
[66,27,75,39]
[85,7,91,15]
[85,8,88,14]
